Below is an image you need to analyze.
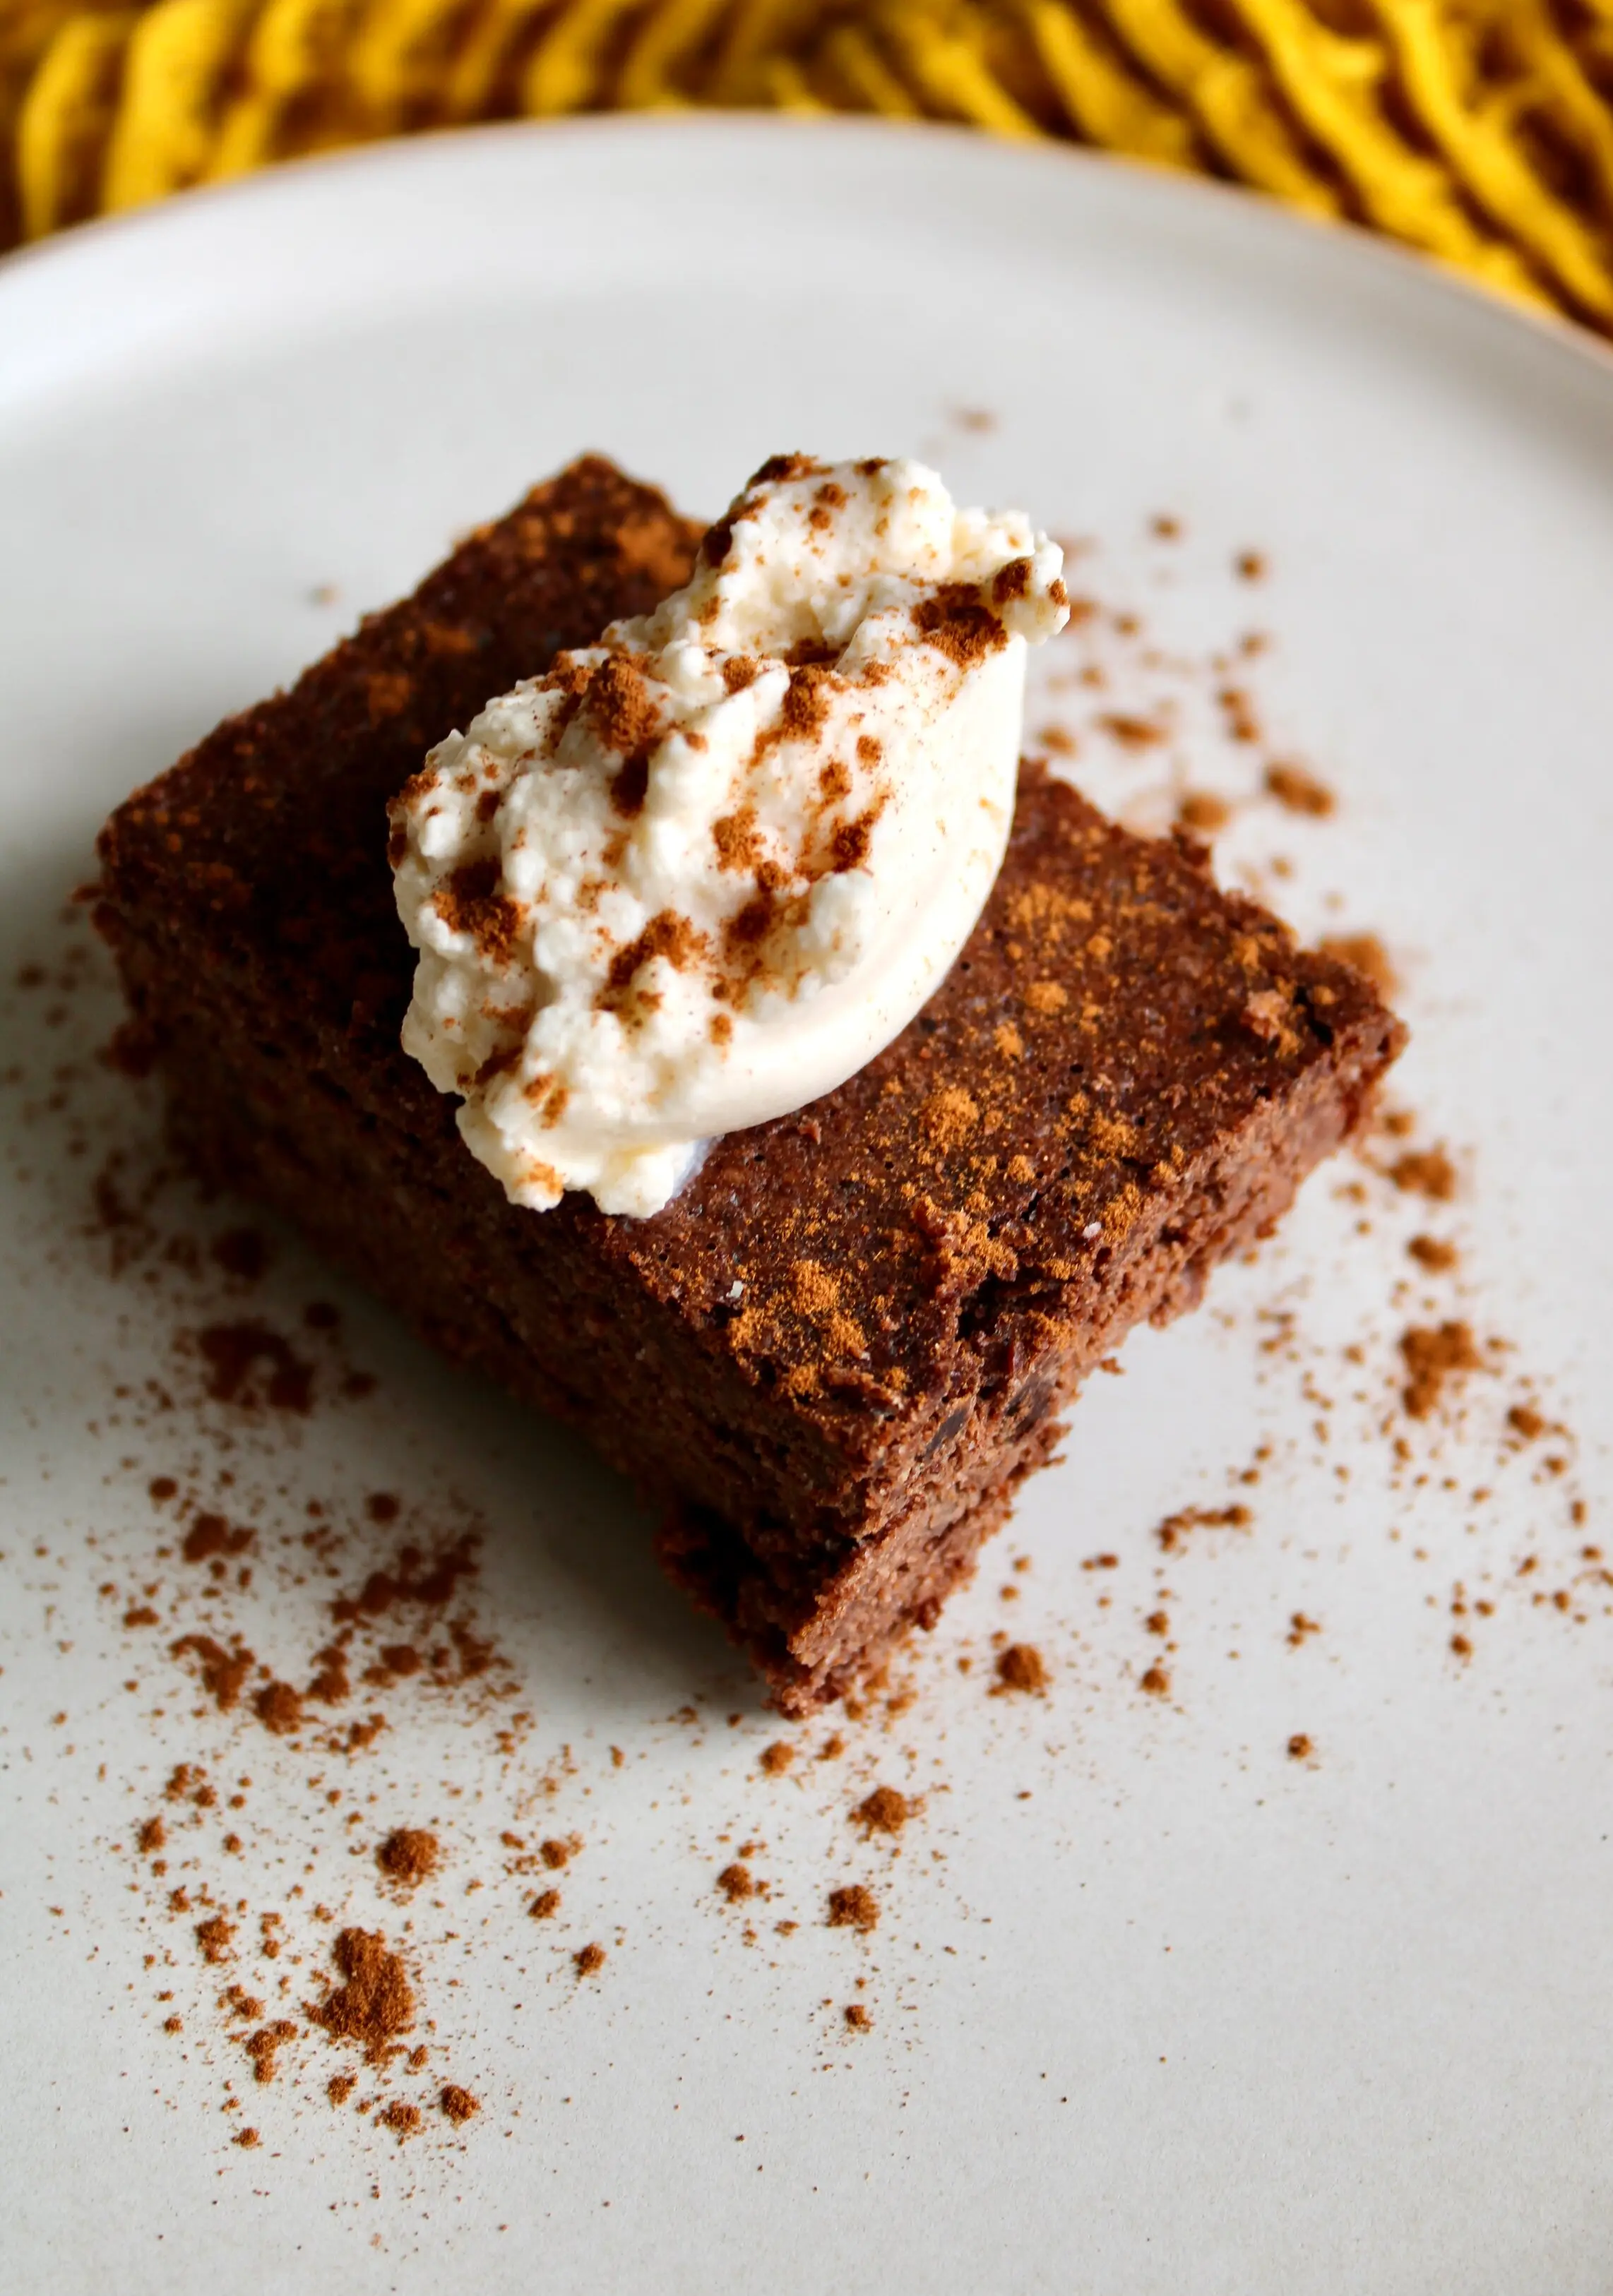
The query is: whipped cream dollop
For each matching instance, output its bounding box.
[389,453,1069,1217]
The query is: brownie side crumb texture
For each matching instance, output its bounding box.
[97,458,1405,1712]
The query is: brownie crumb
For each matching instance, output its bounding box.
[827,1885,879,1932]
[991,1644,1048,1696]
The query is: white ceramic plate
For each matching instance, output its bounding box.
[2,119,1611,2295]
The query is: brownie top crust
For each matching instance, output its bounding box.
[98,456,1403,1536]
[98,456,703,1069]
[626,768,1397,1423]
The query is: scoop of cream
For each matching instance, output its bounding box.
[389,453,1068,1217]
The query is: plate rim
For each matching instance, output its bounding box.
[4,109,1613,399]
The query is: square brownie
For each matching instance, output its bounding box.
[96,457,1404,1711]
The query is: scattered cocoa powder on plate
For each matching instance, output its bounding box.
[194,1320,314,1412]
[1177,791,1230,832]
[1400,1322,1483,1419]
[1265,761,1335,815]
[308,1929,415,2062]
[991,1644,1048,1695]
[244,2020,298,2084]
[1388,1146,1457,1202]
[826,1885,879,1932]
[252,1679,304,1736]
[1319,933,1398,998]
[1407,1235,1458,1272]
[376,1828,440,1885]
[850,1787,912,1835]
[195,1915,234,1963]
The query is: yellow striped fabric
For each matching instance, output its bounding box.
[5,0,1613,334]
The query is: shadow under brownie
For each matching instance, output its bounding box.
[95,455,1404,1711]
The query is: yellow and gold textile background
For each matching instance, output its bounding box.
[6,0,1613,335]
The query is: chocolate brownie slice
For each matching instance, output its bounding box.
[96,456,1404,1711]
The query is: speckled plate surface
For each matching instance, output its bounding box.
[2,117,1612,2296]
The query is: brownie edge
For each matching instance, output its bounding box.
[96,457,1405,1712]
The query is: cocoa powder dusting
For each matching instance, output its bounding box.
[851,1787,912,1835]
[1407,1234,1458,1273]
[252,1679,304,1736]
[194,1321,314,1412]
[309,1929,415,2062]
[827,1885,879,1933]
[1264,762,1335,816]
[991,1644,1048,1696]
[244,2019,298,2083]
[1388,1147,1457,1202]
[377,1828,440,1885]
[1319,933,1398,998]
[1400,1322,1483,1419]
